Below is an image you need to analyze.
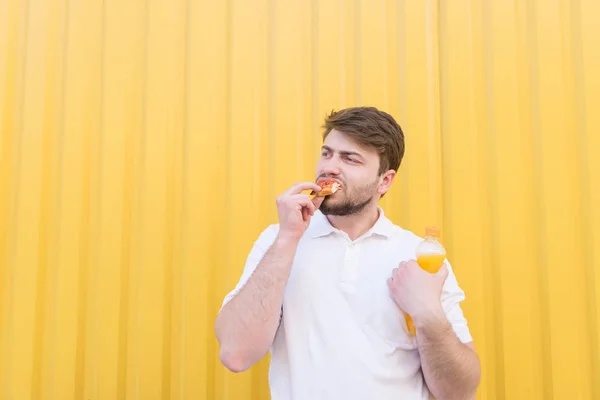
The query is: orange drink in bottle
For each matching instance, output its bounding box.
[406,227,447,336]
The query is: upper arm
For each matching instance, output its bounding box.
[440,260,473,344]
[219,224,279,310]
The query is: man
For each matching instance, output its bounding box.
[215,107,481,399]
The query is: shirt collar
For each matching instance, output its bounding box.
[309,206,396,239]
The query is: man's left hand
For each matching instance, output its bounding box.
[387,260,449,325]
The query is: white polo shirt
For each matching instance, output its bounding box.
[222,208,472,400]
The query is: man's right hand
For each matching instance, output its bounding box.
[275,182,325,241]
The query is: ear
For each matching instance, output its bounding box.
[377,169,396,195]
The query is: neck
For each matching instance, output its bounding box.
[326,203,381,241]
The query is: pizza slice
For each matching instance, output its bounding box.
[311,179,342,196]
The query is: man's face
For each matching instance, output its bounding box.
[315,129,392,216]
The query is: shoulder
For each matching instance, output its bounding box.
[254,224,280,246]
[386,222,424,249]
[397,227,424,244]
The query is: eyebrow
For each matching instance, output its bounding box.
[321,145,364,159]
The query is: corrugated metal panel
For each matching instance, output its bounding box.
[0,0,598,399]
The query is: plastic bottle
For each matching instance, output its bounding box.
[406,226,447,336]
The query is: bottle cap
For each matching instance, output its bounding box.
[425,226,441,237]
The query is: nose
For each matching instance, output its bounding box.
[320,157,341,177]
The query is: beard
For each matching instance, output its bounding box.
[319,178,379,216]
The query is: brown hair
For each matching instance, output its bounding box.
[322,106,405,175]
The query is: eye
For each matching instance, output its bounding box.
[345,156,359,163]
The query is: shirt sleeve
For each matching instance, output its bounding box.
[220,224,280,310]
[440,260,473,344]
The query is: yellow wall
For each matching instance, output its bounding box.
[1,0,599,399]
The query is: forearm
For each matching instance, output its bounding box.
[415,310,480,400]
[215,235,298,372]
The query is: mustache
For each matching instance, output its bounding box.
[317,174,344,184]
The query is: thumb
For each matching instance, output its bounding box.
[311,195,324,209]
[436,264,449,281]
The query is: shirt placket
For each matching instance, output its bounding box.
[339,241,360,293]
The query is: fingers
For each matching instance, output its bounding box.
[293,194,317,211]
[302,203,315,221]
[284,181,322,196]
[290,194,317,221]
